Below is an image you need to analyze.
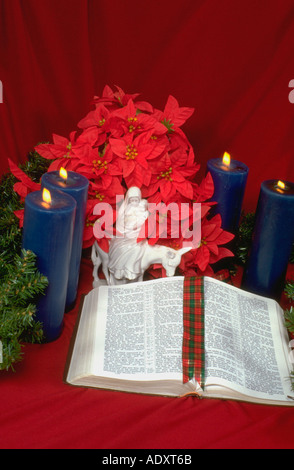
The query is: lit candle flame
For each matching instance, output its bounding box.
[42,188,51,204]
[222,152,231,166]
[277,180,285,190]
[59,167,68,180]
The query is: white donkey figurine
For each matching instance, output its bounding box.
[91,240,192,287]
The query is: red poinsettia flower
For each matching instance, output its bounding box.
[74,144,123,189]
[92,84,140,108]
[142,148,198,202]
[181,214,234,274]
[77,104,111,147]
[109,133,156,188]
[35,130,96,172]
[92,84,154,114]
[153,95,194,133]
[109,99,160,137]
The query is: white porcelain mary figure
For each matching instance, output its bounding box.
[107,187,149,281]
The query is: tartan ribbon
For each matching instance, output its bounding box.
[182,272,232,388]
[182,276,205,388]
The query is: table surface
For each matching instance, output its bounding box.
[1,258,294,449]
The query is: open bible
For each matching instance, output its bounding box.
[65,276,294,406]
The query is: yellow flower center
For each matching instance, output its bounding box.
[86,218,95,228]
[125,144,138,160]
[157,166,173,181]
[127,116,139,133]
[95,192,105,201]
[92,159,108,173]
[63,142,72,158]
[200,237,207,246]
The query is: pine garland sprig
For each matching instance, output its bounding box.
[0,150,52,371]
[0,250,48,371]
[285,280,294,301]
[19,147,53,183]
[284,278,294,340]
[235,211,255,265]
[284,306,294,335]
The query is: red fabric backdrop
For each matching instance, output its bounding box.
[0,0,294,212]
[1,0,294,450]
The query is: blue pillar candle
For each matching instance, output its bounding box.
[206,153,249,233]
[242,180,294,301]
[22,188,76,341]
[41,170,89,309]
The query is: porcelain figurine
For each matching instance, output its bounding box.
[91,187,192,286]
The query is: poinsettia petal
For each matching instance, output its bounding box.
[173,180,194,199]
[210,246,234,264]
[52,133,72,146]
[194,172,215,202]
[195,245,210,272]
[208,242,219,256]
[13,182,29,198]
[77,109,97,129]
[159,179,173,200]
[14,209,24,227]
[201,204,211,219]
[209,213,222,227]
[47,159,67,172]
[78,127,100,146]
[35,143,56,160]
[163,95,194,127]
[124,164,143,187]
[206,226,223,242]
[170,148,188,167]
[136,100,154,113]
[214,230,235,245]
[122,159,135,178]
[141,181,160,198]
[109,137,126,159]
[8,159,40,192]
[201,222,217,238]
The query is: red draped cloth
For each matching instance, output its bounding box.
[0,0,294,449]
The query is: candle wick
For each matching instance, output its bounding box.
[220,164,230,171]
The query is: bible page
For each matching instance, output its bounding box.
[92,277,185,382]
[203,277,293,402]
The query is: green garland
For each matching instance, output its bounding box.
[234,212,256,266]
[0,150,51,371]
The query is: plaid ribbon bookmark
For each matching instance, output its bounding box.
[182,276,205,390]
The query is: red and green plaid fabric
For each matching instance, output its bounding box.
[182,272,232,388]
[182,276,205,388]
